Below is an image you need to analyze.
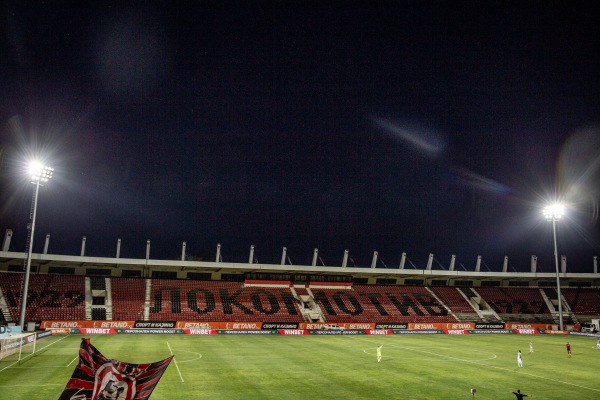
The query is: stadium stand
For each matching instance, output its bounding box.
[0,272,85,321]
[429,287,476,313]
[316,285,457,323]
[474,287,551,315]
[147,279,304,322]
[1,271,599,328]
[111,277,146,320]
[561,288,600,316]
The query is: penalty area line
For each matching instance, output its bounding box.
[167,341,184,383]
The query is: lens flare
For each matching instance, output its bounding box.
[371,117,446,156]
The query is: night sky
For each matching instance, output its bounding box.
[1,2,599,272]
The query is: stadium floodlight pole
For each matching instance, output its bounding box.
[543,203,564,331]
[19,162,53,331]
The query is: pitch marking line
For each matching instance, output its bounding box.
[359,339,600,394]
[362,345,497,362]
[172,350,202,363]
[66,355,78,367]
[0,334,70,374]
[167,341,185,383]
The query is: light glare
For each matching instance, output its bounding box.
[29,162,54,184]
[543,203,564,220]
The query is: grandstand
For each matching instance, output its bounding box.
[0,229,599,330]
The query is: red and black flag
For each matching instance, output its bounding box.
[58,338,173,400]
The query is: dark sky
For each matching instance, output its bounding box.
[1,2,599,272]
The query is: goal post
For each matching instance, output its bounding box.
[0,332,37,362]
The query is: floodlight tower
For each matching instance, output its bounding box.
[543,203,564,331]
[19,162,53,330]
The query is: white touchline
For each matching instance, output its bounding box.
[167,341,185,383]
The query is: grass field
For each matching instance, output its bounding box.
[1,333,600,399]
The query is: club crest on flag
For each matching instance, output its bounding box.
[94,363,136,399]
[59,338,172,400]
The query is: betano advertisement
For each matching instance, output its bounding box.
[41,320,580,335]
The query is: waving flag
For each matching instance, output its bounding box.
[58,338,172,400]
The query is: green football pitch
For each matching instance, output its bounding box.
[1,333,600,399]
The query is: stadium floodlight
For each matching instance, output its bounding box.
[543,203,564,331]
[18,162,54,331]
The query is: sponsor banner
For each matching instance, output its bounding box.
[300,323,374,330]
[344,323,374,330]
[93,321,135,329]
[504,323,580,332]
[1,337,28,350]
[42,321,87,329]
[409,323,476,330]
[409,323,440,330]
[216,330,277,335]
[70,328,185,335]
[301,323,339,330]
[183,329,217,335]
[444,329,469,335]
[569,332,600,338]
[36,330,53,339]
[134,321,176,329]
[79,328,118,335]
[222,322,264,330]
[505,323,543,330]
[308,330,365,335]
[176,322,219,329]
[177,322,265,330]
[309,330,343,335]
[545,330,569,335]
[262,322,299,329]
[46,328,71,335]
[475,323,505,330]
[444,323,475,330]
[119,329,184,334]
[468,330,512,334]
[278,329,309,335]
[41,321,135,329]
[514,329,539,335]
[0,325,22,338]
[366,330,391,335]
[393,330,443,334]
[375,323,407,330]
